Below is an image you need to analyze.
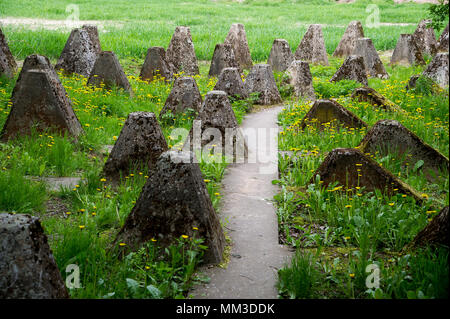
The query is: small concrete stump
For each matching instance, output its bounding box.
[437,23,449,53]
[351,87,399,112]
[55,27,98,77]
[309,148,422,202]
[333,21,365,58]
[102,112,168,182]
[330,55,368,86]
[390,34,425,66]
[140,46,174,82]
[160,76,202,118]
[0,54,83,141]
[224,23,253,70]
[113,151,226,264]
[413,19,438,56]
[166,26,199,75]
[87,51,132,93]
[286,60,316,100]
[301,99,367,131]
[184,90,248,162]
[353,38,389,79]
[208,43,240,77]
[295,24,329,65]
[358,119,449,180]
[0,27,17,79]
[213,67,248,100]
[267,39,294,72]
[244,64,282,105]
[0,213,69,299]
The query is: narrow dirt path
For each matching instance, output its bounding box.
[191,106,292,299]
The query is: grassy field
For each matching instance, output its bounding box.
[1,0,446,62]
[0,0,448,299]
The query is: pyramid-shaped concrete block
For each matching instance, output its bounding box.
[390,34,425,66]
[413,19,438,56]
[244,64,282,105]
[102,112,168,182]
[301,99,367,131]
[286,60,315,100]
[330,55,368,86]
[55,27,98,77]
[308,148,422,202]
[113,150,226,264]
[0,213,69,298]
[140,46,174,82]
[208,43,240,77]
[295,24,329,65]
[160,76,202,118]
[333,21,365,58]
[351,87,399,112]
[166,26,199,75]
[87,51,132,93]
[353,38,389,79]
[358,119,449,180]
[213,67,248,100]
[81,24,101,54]
[267,39,295,72]
[0,54,83,141]
[437,23,449,53]
[422,52,449,88]
[0,27,17,79]
[224,23,253,70]
[184,90,248,161]
[411,206,449,248]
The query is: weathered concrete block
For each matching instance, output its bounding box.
[358,119,449,180]
[0,213,69,299]
[267,39,294,72]
[244,64,282,105]
[55,27,98,77]
[224,23,253,70]
[184,90,248,161]
[330,55,368,86]
[102,112,168,182]
[209,43,240,77]
[422,52,449,88]
[353,38,389,79]
[308,148,422,202]
[81,24,101,54]
[413,19,438,56]
[390,34,425,66]
[166,26,199,75]
[286,60,315,100]
[213,67,248,100]
[160,76,202,118]
[411,206,449,248]
[437,23,449,53]
[87,51,132,93]
[301,99,367,131]
[0,54,83,141]
[113,151,226,264]
[0,27,17,79]
[295,24,329,65]
[333,21,365,58]
[140,46,174,82]
[351,87,399,112]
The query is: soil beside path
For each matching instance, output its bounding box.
[190,105,293,299]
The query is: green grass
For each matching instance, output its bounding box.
[1,0,446,61]
[275,53,449,298]
[0,0,448,300]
